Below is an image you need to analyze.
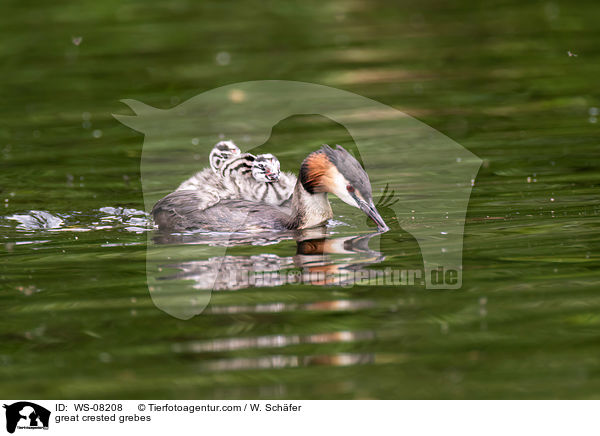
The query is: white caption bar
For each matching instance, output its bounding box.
[0,400,596,435]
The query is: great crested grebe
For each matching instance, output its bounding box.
[153,144,389,233]
[176,140,294,210]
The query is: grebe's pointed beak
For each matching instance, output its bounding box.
[359,199,389,233]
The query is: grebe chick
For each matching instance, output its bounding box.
[177,140,240,191]
[152,145,389,233]
[176,141,291,209]
[220,152,296,206]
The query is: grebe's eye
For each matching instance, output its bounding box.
[346,185,355,193]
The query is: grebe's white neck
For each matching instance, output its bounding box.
[287,179,332,229]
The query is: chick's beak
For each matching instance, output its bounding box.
[359,199,389,232]
[264,170,279,182]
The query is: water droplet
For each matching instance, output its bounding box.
[440,322,449,334]
[216,51,231,66]
[92,129,102,138]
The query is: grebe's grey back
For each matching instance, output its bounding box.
[153,145,389,233]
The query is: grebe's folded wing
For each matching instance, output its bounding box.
[152,191,291,232]
[196,200,292,232]
[152,190,219,231]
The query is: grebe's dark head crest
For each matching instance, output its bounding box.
[252,153,281,182]
[209,140,241,173]
[300,144,389,232]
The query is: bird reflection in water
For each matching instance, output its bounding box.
[153,228,385,291]
[172,330,378,373]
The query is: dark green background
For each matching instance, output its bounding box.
[1,0,599,398]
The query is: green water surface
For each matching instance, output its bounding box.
[1,0,599,399]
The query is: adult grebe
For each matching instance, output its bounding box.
[152,144,389,233]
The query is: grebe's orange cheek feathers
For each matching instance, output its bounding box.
[300,151,333,194]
